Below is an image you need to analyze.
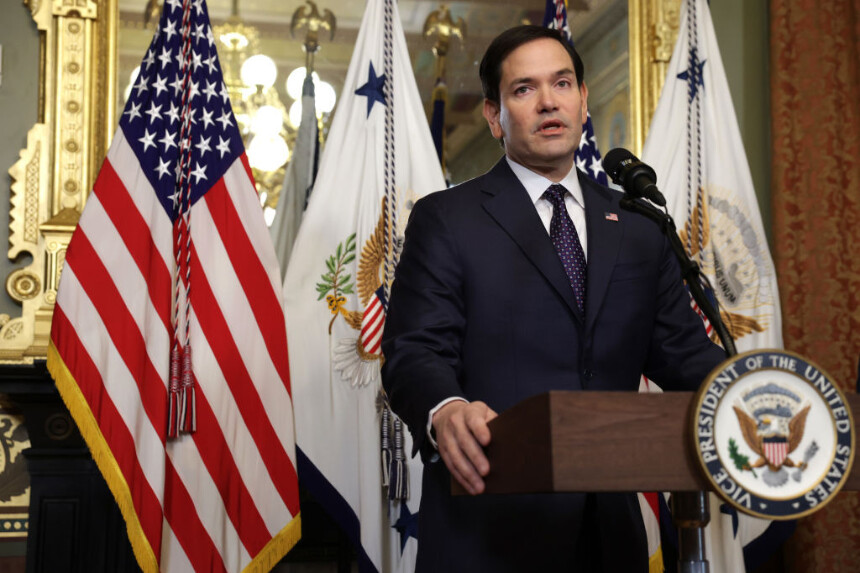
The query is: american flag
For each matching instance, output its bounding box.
[690,285,716,339]
[543,0,609,186]
[46,0,300,571]
[361,286,387,356]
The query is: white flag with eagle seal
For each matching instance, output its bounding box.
[283,0,446,571]
[642,0,785,570]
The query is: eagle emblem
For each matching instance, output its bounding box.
[730,382,816,486]
[317,197,399,387]
[680,184,777,343]
[694,350,854,520]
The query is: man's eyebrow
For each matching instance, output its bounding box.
[507,68,576,86]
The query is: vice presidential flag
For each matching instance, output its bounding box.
[47,0,301,570]
[642,0,785,570]
[283,0,445,571]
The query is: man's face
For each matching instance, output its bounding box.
[483,38,588,181]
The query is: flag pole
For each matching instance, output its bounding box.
[423,5,464,179]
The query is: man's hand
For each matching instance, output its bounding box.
[432,400,498,495]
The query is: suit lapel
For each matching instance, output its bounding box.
[480,159,583,322]
[581,171,623,335]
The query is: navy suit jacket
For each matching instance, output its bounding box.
[381,158,725,572]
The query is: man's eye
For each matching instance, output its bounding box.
[514,86,530,95]
[557,80,571,88]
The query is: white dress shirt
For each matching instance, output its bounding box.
[504,157,588,260]
[425,159,589,448]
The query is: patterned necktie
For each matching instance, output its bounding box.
[543,184,587,313]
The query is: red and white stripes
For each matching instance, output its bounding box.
[49,131,300,572]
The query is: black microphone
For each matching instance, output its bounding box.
[602,148,667,207]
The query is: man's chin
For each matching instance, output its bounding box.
[534,146,579,166]
[516,153,576,177]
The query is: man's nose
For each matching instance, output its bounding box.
[537,86,559,113]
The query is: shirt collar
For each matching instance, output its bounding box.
[505,156,585,209]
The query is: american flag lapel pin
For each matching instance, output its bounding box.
[605,212,619,222]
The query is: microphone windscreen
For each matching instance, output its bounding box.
[602,148,637,184]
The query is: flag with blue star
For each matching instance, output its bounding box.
[393,499,419,553]
[355,62,387,117]
[677,49,706,99]
[643,1,786,571]
[283,0,445,572]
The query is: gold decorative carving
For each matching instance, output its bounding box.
[2,0,117,363]
[55,0,97,20]
[628,0,682,155]
[25,0,41,17]
[0,319,26,344]
[6,271,41,303]
[55,14,89,212]
[652,2,681,64]
[23,142,41,244]
[42,208,79,306]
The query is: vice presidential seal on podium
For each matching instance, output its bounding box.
[693,349,855,520]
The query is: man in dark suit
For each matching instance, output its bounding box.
[381,25,725,572]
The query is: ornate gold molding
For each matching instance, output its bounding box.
[629,0,682,155]
[2,0,117,363]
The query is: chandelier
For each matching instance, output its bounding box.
[214,0,291,202]
[127,0,338,216]
[216,0,338,221]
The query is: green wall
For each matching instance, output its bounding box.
[711,0,772,244]
[0,3,40,318]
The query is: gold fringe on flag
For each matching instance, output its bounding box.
[46,342,160,573]
[243,514,302,573]
[649,546,664,573]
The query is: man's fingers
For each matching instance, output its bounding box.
[452,420,490,476]
[439,434,486,495]
[484,407,499,422]
[432,400,499,495]
[442,446,484,494]
[464,404,497,447]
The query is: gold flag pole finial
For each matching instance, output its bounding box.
[423,4,466,80]
[143,0,161,29]
[291,0,337,73]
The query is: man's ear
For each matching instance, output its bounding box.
[483,99,503,140]
[579,81,589,125]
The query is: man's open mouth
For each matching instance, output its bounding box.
[538,120,565,133]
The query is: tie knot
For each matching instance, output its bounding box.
[543,184,567,208]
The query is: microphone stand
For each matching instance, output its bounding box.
[619,196,737,573]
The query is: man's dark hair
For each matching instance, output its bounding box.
[479,25,585,105]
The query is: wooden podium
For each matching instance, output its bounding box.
[454,390,860,495]
[452,390,860,572]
